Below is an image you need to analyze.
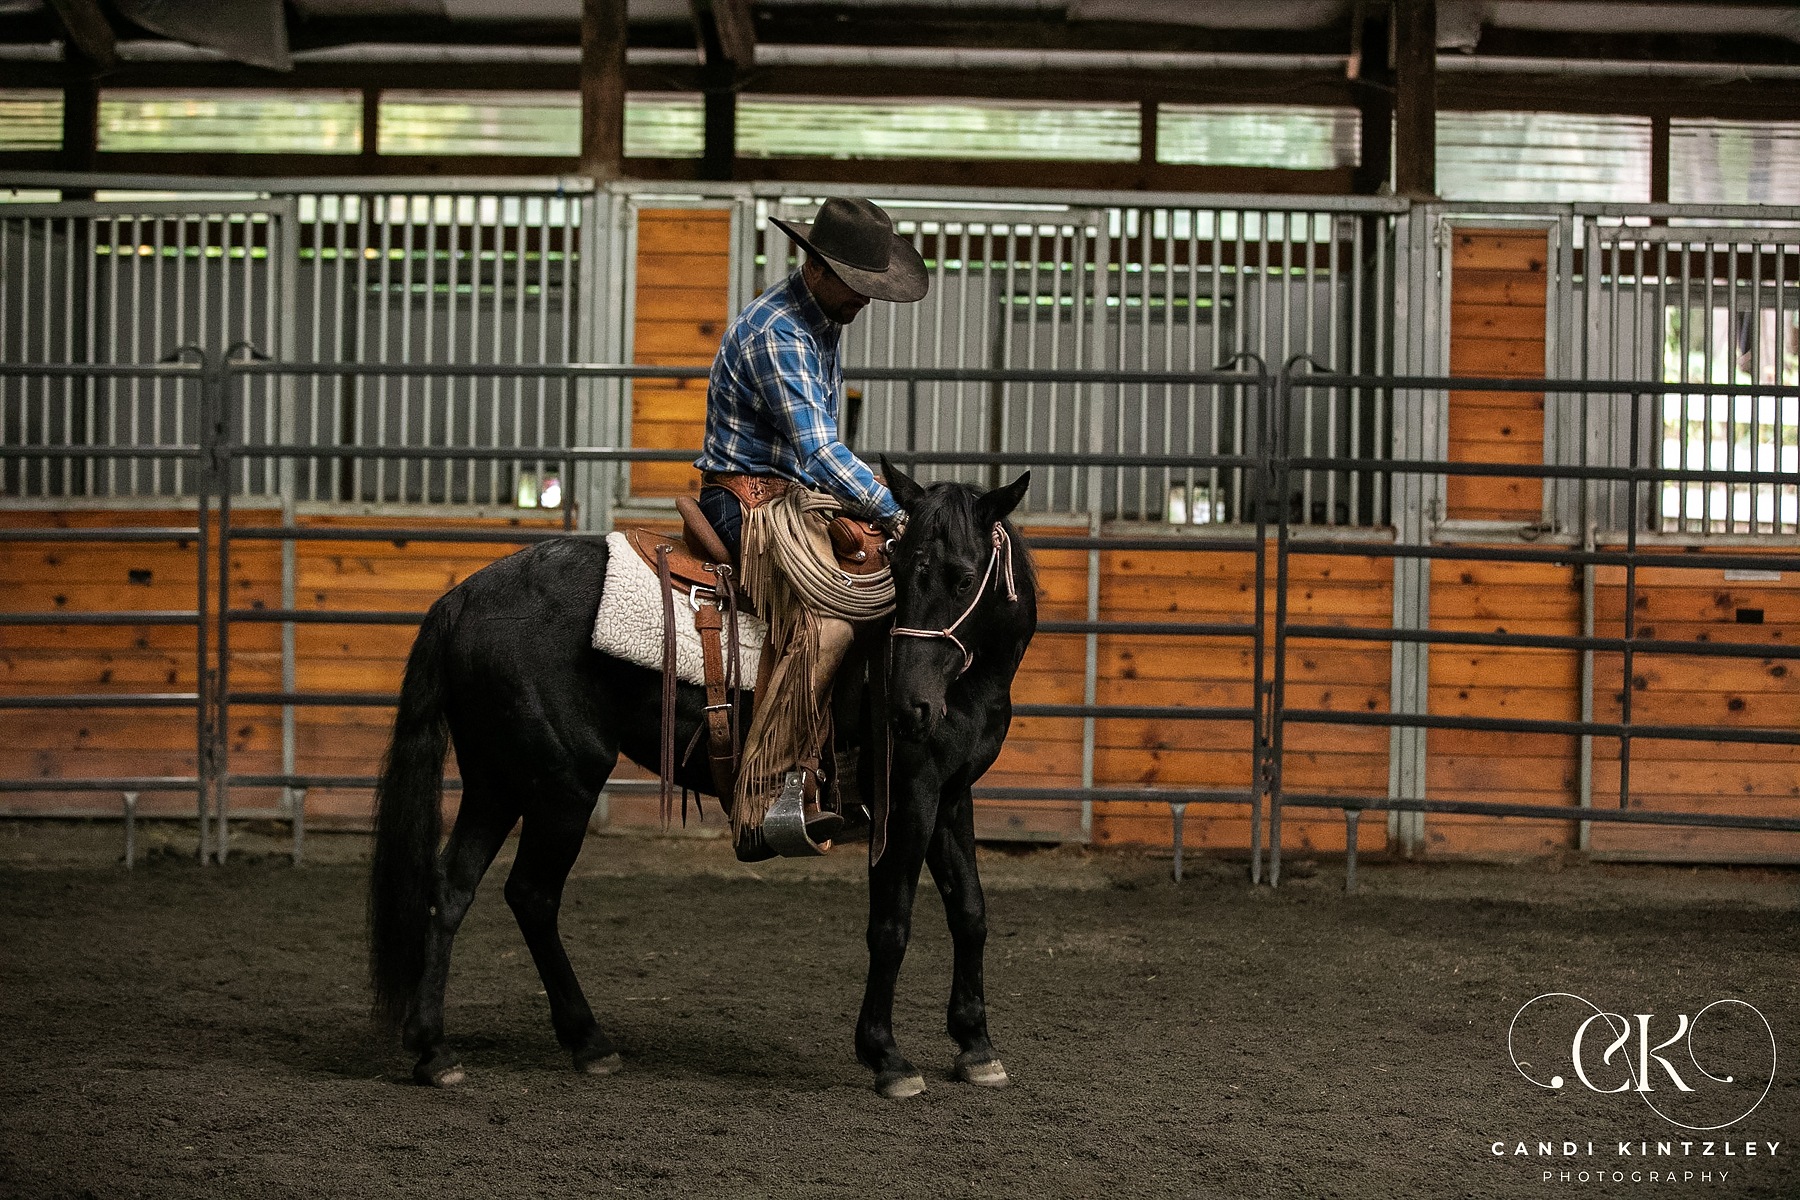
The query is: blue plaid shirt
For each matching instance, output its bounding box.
[695,270,900,523]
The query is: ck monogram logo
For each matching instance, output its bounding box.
[1509,994,1778,1131]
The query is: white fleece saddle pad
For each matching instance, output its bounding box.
[591,531,765,688]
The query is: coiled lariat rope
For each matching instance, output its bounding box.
[741,485,896,623]
[732,486,894,834]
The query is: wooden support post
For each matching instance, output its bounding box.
[701,77,737,182]
[59,72,98,197]
[361,86,381,159]
[1139,99,1157,179]
[580,0,627,183]
[1393,0,1436,199]
[1351,6,1392,195]
[1650,113,1670,205]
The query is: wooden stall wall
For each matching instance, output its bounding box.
[1445,228,1547,523]
[1426,225,1584,856]
[1587,557,1800,863]
[0,508,564,824]
[628,207,732,498]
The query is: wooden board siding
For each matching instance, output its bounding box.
[0,508,565,824]
[1586,556,1800,863]
[1082,545,1392,856]
[1447,230,1547,523]
[629,208,732,498]
[1425,556,1584,856]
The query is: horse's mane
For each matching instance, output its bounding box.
[909,481,1040,600]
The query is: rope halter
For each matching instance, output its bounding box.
[890,523,1018,675]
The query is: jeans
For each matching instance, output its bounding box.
[696,485,743,562]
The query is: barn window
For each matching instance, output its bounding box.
[734,97,1140,161]
[97,90,364,154]
[1437,111,1651,203]
[1156,105,1360,170]
[377,91,703,159]
[0,89,62,151]
[1669,119,1800,205]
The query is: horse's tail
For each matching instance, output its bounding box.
[367,588,465,1030]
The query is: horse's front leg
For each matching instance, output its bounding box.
[926,781,1008,1088]
[855,772,937,1098]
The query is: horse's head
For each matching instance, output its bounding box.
[880,456,1034,742]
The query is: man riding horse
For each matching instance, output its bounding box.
[692,197,926,862]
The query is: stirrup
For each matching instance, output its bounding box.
[761,770,838,858]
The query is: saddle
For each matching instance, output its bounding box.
[624,478,891,856]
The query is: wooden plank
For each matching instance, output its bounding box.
[1450,231,1548,274]
[1451,302,1549,339]
[1448,337,1546,377]
[1452,271,1551,306]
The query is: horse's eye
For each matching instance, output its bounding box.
[956,573,977,595]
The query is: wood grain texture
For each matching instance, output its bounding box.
[1447,229,1548,520]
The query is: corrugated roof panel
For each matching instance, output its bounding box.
[1670,119,1800,205]
[1437,111,1650,203]
[735,96,1140,161]
[0,89,62,152]
[1157,104,1358,169]
[378,90,702,157]
[98,89,363,153]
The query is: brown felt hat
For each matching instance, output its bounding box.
[770,197,929,304]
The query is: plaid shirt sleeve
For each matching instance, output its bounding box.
[748,324,901,523]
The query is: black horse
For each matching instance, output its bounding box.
[367,461,1036,1098]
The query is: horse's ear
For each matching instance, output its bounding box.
[880,454,926,512]
[977,470,1031,524]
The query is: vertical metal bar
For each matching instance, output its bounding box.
[215,356,234,864]
[1268,366,1293,886]
[291,787,306,867]
[175,215,189,495]
[1349,214,1364,525]
[332,196,350,502]
[536,197,552,493]
[305,197,323,503]
[1621,388,1641,812]
[1749,243,1763,534]
[448,197,465,504]
[1726,239,1740,531]
[1082,507,1100,846]
[1373,215,1389,525]
[490,199,505,505]
[1170,803,1186,883]
[353,197,370,503]
[1024,226,1042,506]
[124,216,141,494]
[1250,371,1270,886]
[376,194,393,502]
[512,198,528,503]
[1324,214,1339,524]
[399,195,416,502]
[62,215,76,496]
[1344,809,1359,892]
[122,792,138,870]
[422,195,440,504]
[1233,211,1248,521]
[999,224,1018,482]
[91,215,110,498]
[1045,226,1064,511]
[1210,209,1223,519]
[275,200,299,841]
[954,224,971,485]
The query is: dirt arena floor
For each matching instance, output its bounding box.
[1,821,1795,1200]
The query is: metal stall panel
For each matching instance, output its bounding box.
[288,187,588,511]
[1,198,293,500]
[1582,221,1800,538]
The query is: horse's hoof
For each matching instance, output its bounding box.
[875,1070,927,1099]
[954,1053,1010,1088]
[415,1062,465,1088]
[576,1050,623,1077]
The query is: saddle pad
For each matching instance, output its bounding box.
[592,531,765,689]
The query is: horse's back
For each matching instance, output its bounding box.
[437,537,623,789]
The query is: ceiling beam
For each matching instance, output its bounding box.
[43,0,117,71]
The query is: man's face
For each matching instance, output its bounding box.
[804,258,870,325]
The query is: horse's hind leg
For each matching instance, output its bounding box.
[406,785,518,1086]
[926,783,1008,1088]
[504,796,621,1075]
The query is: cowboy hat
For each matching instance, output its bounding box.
[770,197,929,304]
